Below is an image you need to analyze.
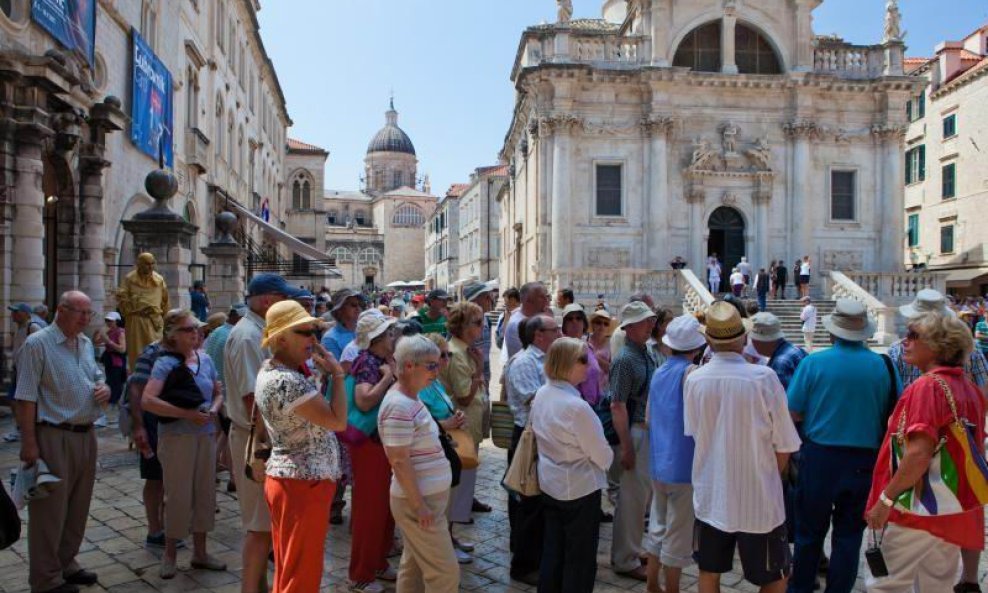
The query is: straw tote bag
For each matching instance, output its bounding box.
[502,419,540,497]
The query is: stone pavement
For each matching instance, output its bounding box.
[0,405,887,593]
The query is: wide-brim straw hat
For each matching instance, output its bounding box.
[823,299,876,342]
[588,309,619,333]
[262,300,326,348]
[702,301,748,344]
[899,288,955,319]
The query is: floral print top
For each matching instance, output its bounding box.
[255,360,341,481]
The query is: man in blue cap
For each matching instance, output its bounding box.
[223,274,300,593]
[5,304,46,443]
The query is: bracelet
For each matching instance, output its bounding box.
[331,373,345,379]
[879,491,895,508]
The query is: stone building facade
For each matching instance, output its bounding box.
[1,0,296,373]
[498,0,922,302]
[457,165,506,287]
[903,25,988,296]
[425,185,465,292]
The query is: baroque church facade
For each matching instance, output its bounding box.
[284,102,435,290]
[498,0,922,301]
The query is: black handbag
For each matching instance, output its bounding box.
[157,351,205,424]
[0,483,20,550]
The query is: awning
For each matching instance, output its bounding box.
[944,267,988,287]
[225,199,340,273]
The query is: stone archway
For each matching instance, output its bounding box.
[707,206,745,293]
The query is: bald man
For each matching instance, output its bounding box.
[16,290,109,593]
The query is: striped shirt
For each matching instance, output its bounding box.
[378,389,451,498]
[684,352,801,533]
[888,339,988,389]
[15,323,105,425]
[506,345,547,427]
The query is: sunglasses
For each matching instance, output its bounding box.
[293,329,320,338]
[176,326,198,333]
[419,362,441,372]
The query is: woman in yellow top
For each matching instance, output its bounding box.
[439,302,487,525]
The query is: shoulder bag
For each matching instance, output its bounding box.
[439,391,479,470]
[433,416,462,488]
[502,418,540,497]
[889,373,988,515]
[157,351,205,424]
[244,401,271,484]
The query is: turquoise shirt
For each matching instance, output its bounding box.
[787,339,901,449]
[419,380,455,421]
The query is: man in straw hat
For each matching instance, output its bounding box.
[785,299,899,593]
[684,301,801,593]
[610,301,658,581]
[886,288,988,593]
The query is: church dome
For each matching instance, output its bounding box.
[367,100,416,156]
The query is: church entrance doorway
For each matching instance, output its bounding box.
[707,207,745,294]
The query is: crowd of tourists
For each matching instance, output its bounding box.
[6,274,988,593]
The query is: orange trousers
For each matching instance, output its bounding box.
[348,439,396,582]
[264,476,336,593]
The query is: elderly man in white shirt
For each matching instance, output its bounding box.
[684,302,801,593]
[531,337,613,593]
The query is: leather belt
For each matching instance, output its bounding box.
[38,421,93,433]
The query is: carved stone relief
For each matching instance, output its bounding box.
[586,247,631,268]
[822,249,864,271]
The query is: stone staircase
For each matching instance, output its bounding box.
[764,298,837,350]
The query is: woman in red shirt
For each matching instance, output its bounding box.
[865,312,987,592]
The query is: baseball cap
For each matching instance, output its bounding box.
[246,273,302,298]
[7,303,32,314]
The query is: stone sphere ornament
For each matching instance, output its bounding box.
[215,211,238,244]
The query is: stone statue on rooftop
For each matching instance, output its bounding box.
[557,0,573,24]
[883,0,904,43]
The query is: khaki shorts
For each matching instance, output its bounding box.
[230,423,271,533]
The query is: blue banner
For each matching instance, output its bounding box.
[31,0,97,66]
[130,29,173,167]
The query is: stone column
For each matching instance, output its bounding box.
[549,115,577,275]
[875,126,906,271]
[721,12,738,74]
[687,187,705,273]
[78,157,109,316]
[753,190,772,269]
[201,243,246,312]
[784,121,815,265]
[10,124,51,307]
[643,116,673,268]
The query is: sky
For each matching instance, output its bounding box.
[257,1,988,197]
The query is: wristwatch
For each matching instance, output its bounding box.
[879,491,895,508]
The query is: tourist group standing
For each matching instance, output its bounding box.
[9,272,988,593]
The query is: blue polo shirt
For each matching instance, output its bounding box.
[787,339,901,449]
[321,324,355,360]
[647,355,695,484]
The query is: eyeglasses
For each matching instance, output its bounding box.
[176,326,198,333]
[293,329,319,338]
[419,362,441,372]
[63,306,95,319]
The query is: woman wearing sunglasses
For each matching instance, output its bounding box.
[530,337,614,593]
[141,309,225,579]
[379,334,459,592]
[254,301,347,593]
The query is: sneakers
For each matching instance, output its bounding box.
[349,582,385,593]
[2,430,20,443]
[454,547,473,564]
[375,566,397,581]
[452,537,475,553]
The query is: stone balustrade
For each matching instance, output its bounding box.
[551,268,713,313]
[522,31,646,71]
[825,270,944,345]
[813,41,891,79]
[679,268,715,315]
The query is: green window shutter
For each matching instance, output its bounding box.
[905,149,913,184]
[918,146,926,181]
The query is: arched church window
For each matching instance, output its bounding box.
[329,246,353,263]
[302,180,311,209]
[392,203,425,228]
[358,247,382,264]
[292,180,301,209]
[673,22,722,72]
[735,24,781,74]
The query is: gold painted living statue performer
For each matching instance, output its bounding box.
[117,252,169,370]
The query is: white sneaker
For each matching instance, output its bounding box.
[3,430,20,443]
[375,565,397,581]
[454,547,473,564]
[350,581,385,593]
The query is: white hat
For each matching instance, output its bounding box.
[355,310,397,349]
[823,299,876,342]
[661,315,707,351]
[899,289,954,319]
[104,311,122,322]
[748,312,785,342]
[619,301,657,329]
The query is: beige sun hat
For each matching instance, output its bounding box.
[261,301,326,348]
[588,308,619,333]
[619,301,657,329]
[702,301,748,344]
[748,312,785,342]
[355,310,397,350]
[899,289,955,319]
[823,299,876,342]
